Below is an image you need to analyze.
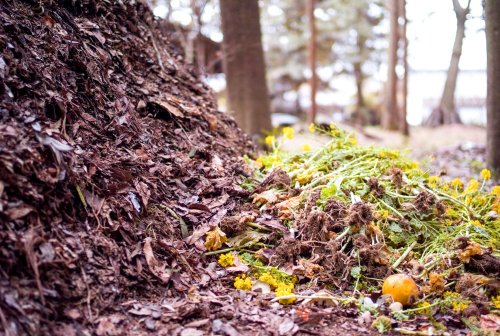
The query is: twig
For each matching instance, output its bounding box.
[392,241,417,269]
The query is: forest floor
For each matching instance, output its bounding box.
[1,1,499,336]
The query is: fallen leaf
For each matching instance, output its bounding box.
[204,227,227,251]
[143,238,172,283]
[6,205,34,220]
[252,189,278,205]
[480,314,500,332]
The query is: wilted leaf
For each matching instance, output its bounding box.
[226,229,266,248]
[143,238,172,283]
[6,205,34,220]
[252,189,278,205]
[458,240,483,263]
[204,227,227,251]
[480,314,500,332]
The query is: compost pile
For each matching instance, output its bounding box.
[0,1,254,334]
[207,126,500,335]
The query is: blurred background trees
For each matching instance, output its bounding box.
[150,0,496,168]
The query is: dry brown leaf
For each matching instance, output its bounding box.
[480,314,500,332]
[458,240,483,263]
[204,227,227,251]
[252,189,278,205]
[6,205,34,220]
[143,238,172,283]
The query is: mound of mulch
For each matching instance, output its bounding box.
[0,1,254,334]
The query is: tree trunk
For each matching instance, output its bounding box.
[425,0,470,127]
[382,0,399,130]
[354,61,365,127]
[400,0,409,136]
[220,0,272,135]
[486,0,500,171]
[307,0,317,124]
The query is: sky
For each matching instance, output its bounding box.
[407,0,485,71]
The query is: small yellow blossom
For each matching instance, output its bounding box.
[428,176,440,184]
[265,135,276,146]
[275,282,296,304]
[465,179,479,193]
[452,301,469,313]
[474,196,486,206]
[376,209,390,220]
[450,178,463,189]
[308,123,316,133]
[348,136,357,145]
[492,186,500,196]
[416,301,432,314]
[282,127,295,140]
[492,201,500,213]
[300,144,311,152]
[481,168,491,180]
[234,274,252,290]
[492,295,500,309]
[297,173,312,185]
[471,220,483,227]
[218,253,235,267]
[259,272,279,288]
[444,291,459,299]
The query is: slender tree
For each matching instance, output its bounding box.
[220,0,272,135]
[486,0,500,171]
[307,0,317,124]
[426,0,471,126]
[400,0,409,136]
[382,0,399,130]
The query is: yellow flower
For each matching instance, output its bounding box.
[297,172,312,185]
[492,201,500,213]
[452,301,469,313]
[492,186,500,196]
[465,179,479,193]
[255,157,264,168]
[308,123,316,133]
[471,220,483,227]
[444,291,459,299]
[416,301,432,314]
[428,176,440,188]
[265,135,276,146]
[492,295,500,309]
[481,168,491,180]
[282,127,294,140]
[428,176,440,184]
[275,282,296,304]
[376,209,389,220]
[450,178,463,189]
[218,253,235,267]
[300,144,311,152]
[234,274,252,290]
[259,272,279,288]
[348,136,357,145]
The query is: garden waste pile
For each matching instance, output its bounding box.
[1,1,499,335]
[206,125,500,335]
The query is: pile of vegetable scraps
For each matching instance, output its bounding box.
[205,124,500,334]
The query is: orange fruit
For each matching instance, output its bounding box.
[382,274,419,306]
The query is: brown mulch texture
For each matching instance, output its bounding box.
[0,0,254,334]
